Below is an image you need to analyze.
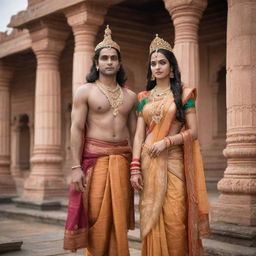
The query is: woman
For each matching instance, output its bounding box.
[130,35,210,256]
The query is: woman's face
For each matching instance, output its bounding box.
[150,51,171,80]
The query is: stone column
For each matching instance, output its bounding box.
[163,0,207,90]
[22,20,69,201]
[0,61,16,195]
[211,0,256,227]
[65,2,108,96]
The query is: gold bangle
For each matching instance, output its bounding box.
[71,165,82,170]
[167,136,174,146]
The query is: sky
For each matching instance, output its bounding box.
[0,0,28,32]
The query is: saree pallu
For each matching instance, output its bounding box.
[64,138,134,255]
[139,87,211,256]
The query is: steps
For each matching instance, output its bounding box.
[203,238,256,256]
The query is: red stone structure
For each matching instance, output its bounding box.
[0,0,255,254]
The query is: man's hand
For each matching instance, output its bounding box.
[130,174,143,191]
[71,168,86,193]
[149,140,166,158]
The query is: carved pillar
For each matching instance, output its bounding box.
[22,19,69,200]
[211,0,256,226]
[0,61,16,194]
[65,2,107,96]
[163,0,207,89]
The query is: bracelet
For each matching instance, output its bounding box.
[131,170,142,175]
[71,165,82,170]
[132,158,140,162]
[167,136,174,146]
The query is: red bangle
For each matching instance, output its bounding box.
[130,163,141,167]
[132,158,140,162]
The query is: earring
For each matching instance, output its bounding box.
[151,74,155,81]
[169,69,174,78]
[96,67,99,71]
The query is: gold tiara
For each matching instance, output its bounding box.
[149,34,172,54]
[95,25,120,52]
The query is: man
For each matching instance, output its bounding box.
[64,25,137,256]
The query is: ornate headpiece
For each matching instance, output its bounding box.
[149,34,172,54]
[95,25,120,52]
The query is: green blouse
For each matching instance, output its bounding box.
[137,97,195,113]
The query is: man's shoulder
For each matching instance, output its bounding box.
[73,82,97,100]
[123,87,137,100]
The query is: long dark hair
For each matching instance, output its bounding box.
[146,49,185,122]
[86,47,127,86]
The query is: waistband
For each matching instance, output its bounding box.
[83,137,131,156]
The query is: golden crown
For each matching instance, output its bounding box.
[149,34,172,54]
[95,25,120,52]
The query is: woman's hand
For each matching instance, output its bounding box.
[149,140,166,158]
[130,174,144,191]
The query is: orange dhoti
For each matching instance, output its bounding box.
[84,139,134,256]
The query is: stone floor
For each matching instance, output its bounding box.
[0,216,140,256]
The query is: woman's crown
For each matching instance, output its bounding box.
[149,34,172,54]
[95,25,120,52]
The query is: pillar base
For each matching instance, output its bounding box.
[23,176,68,201]
[13,197,61,211]
[203,221,256,256]
[0,175,17,195]
[0,194,17,204]
[211,194,256,226]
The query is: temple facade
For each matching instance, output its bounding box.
[0,0,255,253]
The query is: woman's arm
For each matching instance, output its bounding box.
[130,116,146,191]
[149,107,198,157]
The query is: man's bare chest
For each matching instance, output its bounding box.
[87,90,132,115]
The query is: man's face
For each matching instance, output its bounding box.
[97,48,120,76]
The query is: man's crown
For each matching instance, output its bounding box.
[95,25,120,52]
[149,34,172,54]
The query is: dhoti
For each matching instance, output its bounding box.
[64,138,134,256]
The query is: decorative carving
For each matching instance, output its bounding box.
[227,104,256,114]
[218,178,256,194]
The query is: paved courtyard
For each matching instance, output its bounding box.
[0,217,140,256]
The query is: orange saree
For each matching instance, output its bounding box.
[64,138,134,256]
[138,87,210,256]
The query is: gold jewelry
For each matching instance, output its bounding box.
[71,165,82,170]
[150,87,171,123]
[96,67,99,71]
[151,74,155,81]
[149,34,173,54]
[96,80,123,116]
[169,69,174,78]
[95,25,120,52]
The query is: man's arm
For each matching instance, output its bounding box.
[70,85,88,192]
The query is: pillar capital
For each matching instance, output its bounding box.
[65,2,107,28]
[164,0,207,13]
[163,0,207,44]
[29,18,70,55]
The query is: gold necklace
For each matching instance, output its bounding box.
[96,80,124,116]
[150,87,171,123]
[152,87,170,98]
